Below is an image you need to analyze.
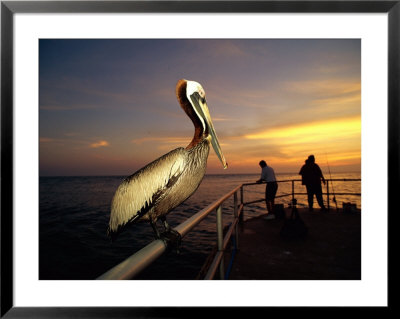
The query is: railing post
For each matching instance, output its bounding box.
[240,185,244,223]
[291,180,295,203]
[216,205,224,279]
[327,180,330,211]
[233,191,239,250]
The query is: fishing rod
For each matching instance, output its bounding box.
[325,153,338,211]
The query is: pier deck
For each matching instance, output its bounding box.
[226,207,361,280]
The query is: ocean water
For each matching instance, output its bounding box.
[39,173,361,280]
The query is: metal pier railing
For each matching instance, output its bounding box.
[97,178,360,280]
[97,184,244,280]
[243,178,361,211]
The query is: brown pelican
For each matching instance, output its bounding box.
[107,79,227,244]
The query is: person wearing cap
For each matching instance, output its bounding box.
[256,160,278,219]
[299,155,326,212]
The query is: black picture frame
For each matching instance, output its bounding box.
[1,0,395,317]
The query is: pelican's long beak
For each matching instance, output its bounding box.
[187,88,228,169]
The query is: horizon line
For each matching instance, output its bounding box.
[39,170,361,178]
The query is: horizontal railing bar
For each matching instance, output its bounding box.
[275,192,361,198]
[98,203,221,280]
[211,184,242,208]
[97,239,166,280]
[244,199,264,205]
[275,194,291,199]
[244,193,361,206]
[325,179,361,182]
[174,203,217,238]
[277,192,361,196]
[242,181,298,186]
[323,193,361,196]
[243,178,361,187]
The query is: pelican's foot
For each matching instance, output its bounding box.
[160,228,182,254]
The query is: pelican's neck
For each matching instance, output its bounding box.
[176,79,205,149]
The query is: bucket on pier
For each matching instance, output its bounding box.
[342,202,357,214]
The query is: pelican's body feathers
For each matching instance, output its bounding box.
[108,139,210,236]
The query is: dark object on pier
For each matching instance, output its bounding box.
[280,200,308,240]
[343,202,358,214]
[273,204,285,220]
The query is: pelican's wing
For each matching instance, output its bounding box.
[108,148,187,236]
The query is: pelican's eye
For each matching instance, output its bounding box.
[198,87,205,99]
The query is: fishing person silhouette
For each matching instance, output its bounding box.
[256,160,278,219]
[299,155,327,212]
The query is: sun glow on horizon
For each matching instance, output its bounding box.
[204,116,361,173]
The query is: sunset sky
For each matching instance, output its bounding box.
[39,39,361,176]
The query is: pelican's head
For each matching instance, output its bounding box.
[183,80,228,169]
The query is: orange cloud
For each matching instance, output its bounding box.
[245,116,361,143]
[40,137,55,143]
[90,140,110,148]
